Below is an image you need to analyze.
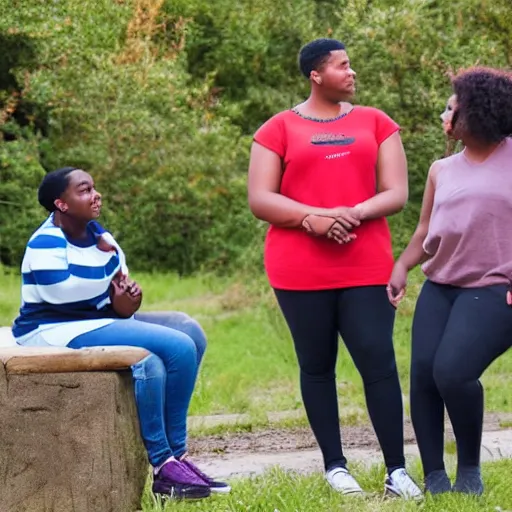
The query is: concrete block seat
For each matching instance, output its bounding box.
[0,338,149,512]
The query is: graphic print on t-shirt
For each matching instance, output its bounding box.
[311,132,356,146]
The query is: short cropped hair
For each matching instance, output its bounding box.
[38,167,77,212]
[298,38,345,78]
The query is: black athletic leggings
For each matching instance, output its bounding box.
[411,280,512,476]
[274,285,405,472]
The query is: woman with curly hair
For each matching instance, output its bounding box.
[388,67,512,496]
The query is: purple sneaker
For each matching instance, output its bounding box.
[152,459,211,500]
[182,458,231,494]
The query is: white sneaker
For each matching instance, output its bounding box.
[326,467,364,495]
[384,468,423,500]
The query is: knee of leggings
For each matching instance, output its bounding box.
[433,359,464,392]
[358,352,398,385]
[299,364,336,380]
[410,358,436,387]
[131,352,166,381]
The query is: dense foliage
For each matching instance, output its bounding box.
[1,0,510,272]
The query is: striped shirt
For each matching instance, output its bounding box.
[12,214,128,347]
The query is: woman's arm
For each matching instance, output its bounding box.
[248,142,359,230]
[248,142,324,227]
[354,132,409,220]
[396,162,438,271]
[387,162,438,305]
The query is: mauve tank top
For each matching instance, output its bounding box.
[422,138,512,288]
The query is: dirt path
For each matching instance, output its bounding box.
[189,413,511,456]
[189,414,512,479]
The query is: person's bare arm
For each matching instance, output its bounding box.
[248,142,358,229]
[387,162,438,305]
[354,132,409,220]
[396,162,438,270]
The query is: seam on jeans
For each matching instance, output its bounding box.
[131,354,153,379]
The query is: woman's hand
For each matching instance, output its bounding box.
[125,279,142,298]
[316,206,362,230]
[387,261,408,307]
[116,273,142,298]
[302,215,356,244]
[110,273,143,317]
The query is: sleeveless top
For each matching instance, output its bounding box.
[422,138,512,287]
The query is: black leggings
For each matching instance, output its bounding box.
[411,280,512,476]
[274,286,405,472]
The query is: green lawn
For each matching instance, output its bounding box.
[3,266,512,509]
[1,265,511,419]
[140,460,512,512]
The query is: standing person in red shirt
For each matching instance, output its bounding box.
[248,38,421,499]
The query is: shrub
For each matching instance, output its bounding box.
[1,0,510,271]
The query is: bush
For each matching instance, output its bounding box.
[0,0,510,271]
[1,0,257,272]
[0,128,46,265]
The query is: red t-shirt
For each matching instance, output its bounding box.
[253,106,400,290]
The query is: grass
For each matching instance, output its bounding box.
[139,460,512,512]
[1,265,512,418]
[3,265,512,509]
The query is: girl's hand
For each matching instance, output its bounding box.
[110,275,142,317]
[387,261,408,307]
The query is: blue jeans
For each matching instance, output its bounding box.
[69,311,207,466]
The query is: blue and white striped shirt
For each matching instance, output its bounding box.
[12,214,128,347]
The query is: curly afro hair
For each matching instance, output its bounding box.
[452,67,512,144]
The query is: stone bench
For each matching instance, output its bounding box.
[0,341,150,512]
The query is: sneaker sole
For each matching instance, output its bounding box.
[156,491,211,501]
[329,486,365,496]
[384,484,423,501]
[210,485,232,494]
[341,489,365,496]
[154,485,211,501]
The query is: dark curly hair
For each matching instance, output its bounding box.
[452,67,512,144]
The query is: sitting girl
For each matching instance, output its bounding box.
[12,166,229,501]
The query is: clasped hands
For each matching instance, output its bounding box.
[302,206,362,244]
[96,235,143,317]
